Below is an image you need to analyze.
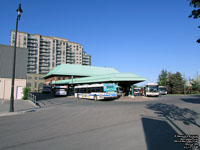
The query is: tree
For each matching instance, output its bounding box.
[166,72,185,94]
[171,72,185,94]
[157,69,168,86]
[191,75,200,93]
[167,72,173,94]
[188,0,200,43]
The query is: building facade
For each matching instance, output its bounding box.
[26,74,45,92]
[0,45,27,100]
[10,30,91,75]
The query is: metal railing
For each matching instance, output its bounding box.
[28,93,40,108]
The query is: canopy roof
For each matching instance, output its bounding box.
[51,73,146,85]
[44,64,119,78]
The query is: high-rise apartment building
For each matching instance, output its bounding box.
[10,30,91,75]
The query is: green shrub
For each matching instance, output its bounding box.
[22,86,31,100]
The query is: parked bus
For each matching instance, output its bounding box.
[74,83,118,100]
[144,83,160,97]
[159,86,167,95]
[53,86,67,96]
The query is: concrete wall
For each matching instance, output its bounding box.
[0,78,26,100]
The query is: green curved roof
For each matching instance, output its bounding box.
[51,73,146,85]
[44,64,119,78]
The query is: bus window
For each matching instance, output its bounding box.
[96,87,103,93]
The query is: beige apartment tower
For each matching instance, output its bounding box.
[10,31,91,75]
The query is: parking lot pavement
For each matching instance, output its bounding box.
[0,95,199,150]
[0,99,39,117]
[116,96,157,101]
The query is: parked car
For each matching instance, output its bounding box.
[42,85,51,93]
[53,86,67,96]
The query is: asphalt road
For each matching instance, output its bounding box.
[0,95,199,150]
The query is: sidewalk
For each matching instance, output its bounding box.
[0,99,39,117]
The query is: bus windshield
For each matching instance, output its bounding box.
[159,87,167,92]
[104,84,117,92]
[147,86,158,93]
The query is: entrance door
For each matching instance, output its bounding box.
[16,86,23,99]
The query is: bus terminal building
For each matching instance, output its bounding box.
[43,64,146,96]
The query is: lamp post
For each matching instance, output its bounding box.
[9,3,23,112]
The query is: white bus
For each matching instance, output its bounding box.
[159,86,167,95]
[144,83,160,97]
[53,86,67,96]
[74,83,118,100]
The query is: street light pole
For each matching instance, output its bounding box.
[9,3,23,112]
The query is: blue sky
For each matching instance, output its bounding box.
[0,0,199,85]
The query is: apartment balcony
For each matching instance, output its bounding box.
[39,69,49,73]
[39,53,50,57]
[28,62,36,66]
[56,53,62,57]
[27,70,37,74]
[39,63,49,67]
[28,37,38,42]
[39,70,49,74]
[28,47,38,51]
[82,61,90,64]
[39,66,49,70]
[82,60,90,63]
[66,56,75,60]
[29,51,37,55]
[56,43,61,46]
[28,58,37,62]
[40,40,50,45]
[27,39,37,43]
[28,44,38,48]
[66,62,74,64]
[39,56,50,60]
[40,59,50,63]
[40,45,51,49]
[56,57,61,61]
[56,49,62,53]
[66,53,75,56]
[28,54,37,58]
[28,65,36,69]
[56,63,62,66]
[66,61,74,64]
[66,58,75,62]
[40,49,50,53]
[28,55,37,58]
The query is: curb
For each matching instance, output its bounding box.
[0,108,39,117]
[0,111,25,117]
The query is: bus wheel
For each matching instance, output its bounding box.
[94,95,97,101]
